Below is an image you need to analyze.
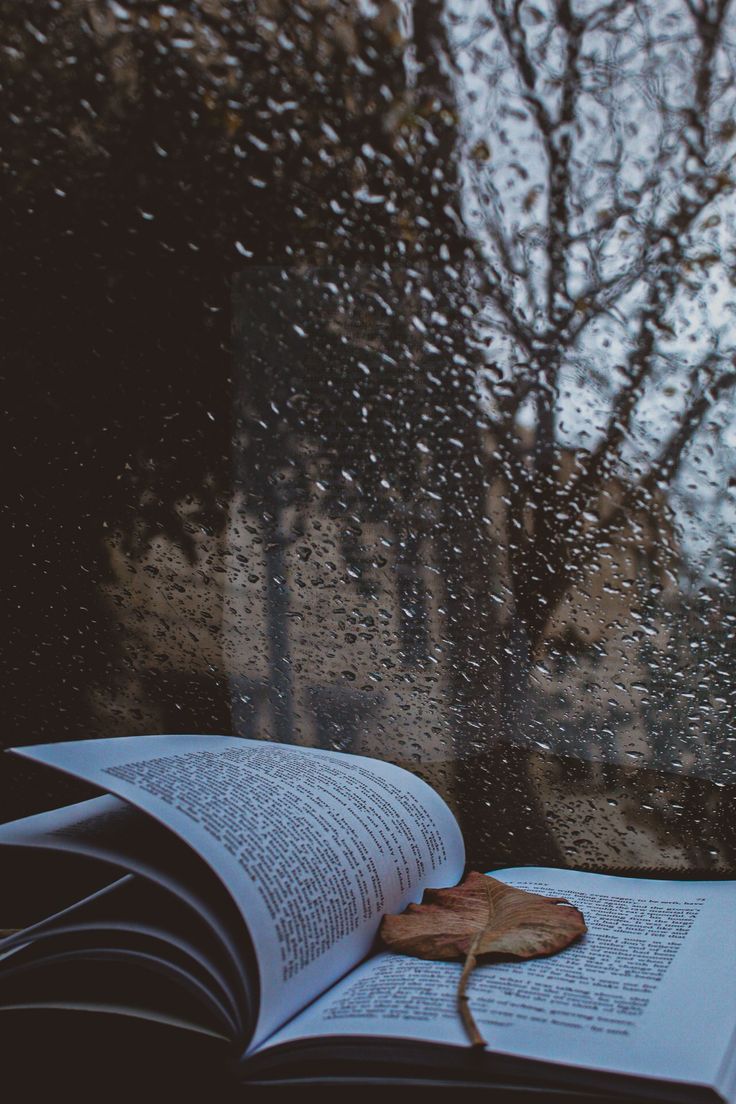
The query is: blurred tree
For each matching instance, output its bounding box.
[3,0,736,867]
[449,0,736,666]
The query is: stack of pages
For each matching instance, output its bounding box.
[0,734,734,1099]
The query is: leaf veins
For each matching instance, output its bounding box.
[380,872,587,1046]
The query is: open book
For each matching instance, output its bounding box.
[1,735,734,1099]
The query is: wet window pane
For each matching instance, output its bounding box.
[5,0,736,874]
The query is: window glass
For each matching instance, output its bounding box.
[5,1,736,873]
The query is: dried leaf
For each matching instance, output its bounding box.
[380,872,586,1047]
[381,871,586,960]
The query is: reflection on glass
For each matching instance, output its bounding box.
[4,1,736,874]
[227,262,736,871]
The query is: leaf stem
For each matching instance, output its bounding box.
[457,880,496,1048]
[457,931,487,1048]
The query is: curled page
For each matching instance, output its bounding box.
[10,735,464,1045]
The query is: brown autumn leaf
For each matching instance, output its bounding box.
[379,871,587,1047]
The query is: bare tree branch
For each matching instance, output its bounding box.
[561,0,733,516]
[489,0,550,130]
[641,363,736,488]
[586,0,637,33]
[527,354,736,647]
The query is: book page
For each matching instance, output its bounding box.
[0,796,241,931]
[0,872,243,1034]
[259,867,736,1091]
[0,794,258,1030]
[9,735,464,1045]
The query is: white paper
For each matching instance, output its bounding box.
[10,735,464,1046]
[0,793,256,1021]
[0,872,241,1033]
[0,795,230,926]
[260,867,736,1094]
